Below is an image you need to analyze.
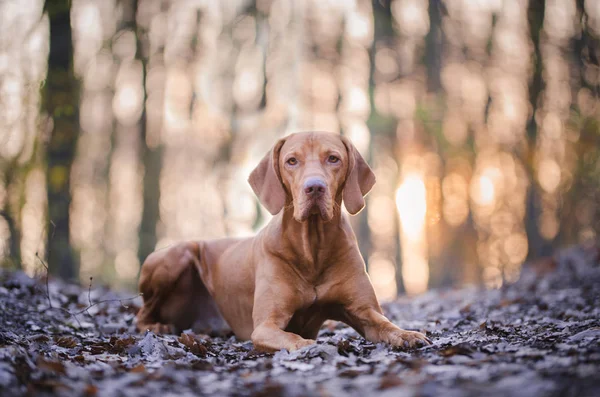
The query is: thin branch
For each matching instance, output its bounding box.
[30,220,142,330]
[35,220,56,308]
[35,252,52,309]
[48,306,83,328]
[72,292,143,316]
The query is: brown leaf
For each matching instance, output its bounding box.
[394,357,426,370]
[31,334,50,343]
[337,339,352,356]
[178,333,195,346]
[338,369,363,378]
[440,343,474,357]
[55,336,78,348]
[130,364,146,373]
[498,297,525,307]
[36,357,66,374]
[249,380,283,397]
[178,333,208,357]
[29,379,71,393]
[89,345,106,355]
[119,303,140,315]
[83,384,98,396]
[109,335,136,353]
[379,373,403,390]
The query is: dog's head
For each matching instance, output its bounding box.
[249,131,376,222]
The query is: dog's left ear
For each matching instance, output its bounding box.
[341,136,376,215]
[248,138,287,215]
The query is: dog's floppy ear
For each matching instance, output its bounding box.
[341,136,376,215]
[248,138,287,215]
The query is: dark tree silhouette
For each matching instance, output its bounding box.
[132,0,163,266]
[426,0,443,93]
[43,0,79,279]
[525,0,551,260]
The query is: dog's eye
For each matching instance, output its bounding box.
[328,155,340,163]
[286,157,298,166]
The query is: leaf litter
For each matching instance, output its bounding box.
[0,244,599,396]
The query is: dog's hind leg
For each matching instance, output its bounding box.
[136,241,229,335]
[136,243,188,333]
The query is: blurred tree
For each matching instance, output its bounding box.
[43,0,79,279]
[426,0,443,93]
[1,0,597,293]
[562,0,600,245]
[0,206,19,267]
[525,0,550,260]
[134,0,163,266]
[0,168,21,268]
[369,0,404,294]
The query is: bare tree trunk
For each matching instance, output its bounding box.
[138,143,162,264]
[0,207,20,267]
[0,168,22,267]
[136,0,162,265]
[525,0,549,260]
[43,0,78,279]
[426,0,443,93]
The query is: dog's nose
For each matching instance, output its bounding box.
[304,177,327,197]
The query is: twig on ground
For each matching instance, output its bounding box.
[30,220,142,331]
[35,220,55,309]
[78,276,143,317]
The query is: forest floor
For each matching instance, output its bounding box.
[1,245,599,397]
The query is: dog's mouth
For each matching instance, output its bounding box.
[296,198,333,222]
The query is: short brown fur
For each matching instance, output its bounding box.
[137,131,430,352]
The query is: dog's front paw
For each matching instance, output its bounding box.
[252,330,316,353]
[387,329,431,349]
[287,337,316,352]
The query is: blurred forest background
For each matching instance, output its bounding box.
[0,0,599,300]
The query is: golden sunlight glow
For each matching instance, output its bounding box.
[391,0,429,38]
[471,170,497,207]
[539,211,560,240]
[396,173,429,295]
[343,121,371,156]
[20,169,47,276]
[368,256,398,302]
[1,0,596,298]
[396,174,427,241]
[538,158,561,194]
[442,173,469,226]
[401,255,429,296]
[0,181,5,210]
[115,250,140,281]
[0,221,9,259]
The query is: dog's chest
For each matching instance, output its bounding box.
[281,277,346,336]
[284,292,344,337]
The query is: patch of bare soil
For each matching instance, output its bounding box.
[1,245,599,397]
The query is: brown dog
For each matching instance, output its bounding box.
[136,131,431,352]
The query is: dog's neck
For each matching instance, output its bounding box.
[279,201,345,276]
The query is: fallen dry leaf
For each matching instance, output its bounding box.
[55,336,78,348]
[0,244,598,396]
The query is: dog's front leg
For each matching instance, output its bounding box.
[251,283,315,352]
[348,306,431,348]
[251,320,315,352]
[340,274,431,349]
